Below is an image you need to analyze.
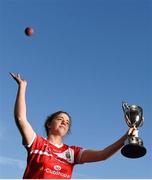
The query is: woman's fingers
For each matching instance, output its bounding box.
[128,127,138,137]
[10,72,21,80]
[17,73,20,78]
[10,72,24,84]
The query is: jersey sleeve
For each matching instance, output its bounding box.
[71,146,86,164]
[23,133,43,152]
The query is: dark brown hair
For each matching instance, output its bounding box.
[44,111,72,136]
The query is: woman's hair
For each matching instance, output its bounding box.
[44,111,72,136]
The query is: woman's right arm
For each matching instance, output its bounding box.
[10,73,35,145]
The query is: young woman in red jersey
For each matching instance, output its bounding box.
[10,73,137,179]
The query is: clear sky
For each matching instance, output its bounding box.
[0,0,151,178]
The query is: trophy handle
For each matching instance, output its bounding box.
[135,106,144,128]
[122,101,129,114]
[122,102,132,127]
[139,116,144,127]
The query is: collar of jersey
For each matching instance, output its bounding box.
[44,138,63,148]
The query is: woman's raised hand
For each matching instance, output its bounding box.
[128,127,138,137]
[10,73,27,87]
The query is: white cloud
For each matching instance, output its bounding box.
[0,156,26,169]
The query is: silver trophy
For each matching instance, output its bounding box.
[121,102,146,158]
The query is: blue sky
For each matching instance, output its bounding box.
[0,0,152,178]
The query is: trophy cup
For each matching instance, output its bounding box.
[121,102,146,158]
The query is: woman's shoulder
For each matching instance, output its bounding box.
[30,134,48,147]
[36,134,48,143]
[64,143,83,151]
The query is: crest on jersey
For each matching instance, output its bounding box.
[65,151,71,160]
[54,148,74,163]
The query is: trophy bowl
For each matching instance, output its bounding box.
[121,102,147,158]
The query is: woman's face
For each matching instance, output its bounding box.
[48,113,70,137]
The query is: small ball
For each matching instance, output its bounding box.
[25,27,34,36]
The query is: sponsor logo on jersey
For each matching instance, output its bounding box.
[54,165,61,171]
[45,167,70,178]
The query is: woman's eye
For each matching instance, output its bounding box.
[56,118,61,121]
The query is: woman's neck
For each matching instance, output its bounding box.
[47,134,63,146]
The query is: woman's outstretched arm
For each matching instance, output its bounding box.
[10,73,35,145]
[79,128,137,163]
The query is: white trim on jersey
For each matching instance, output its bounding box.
[49,142,63,148]
[44,137,63,148]
[30,149,53,157]
[24,132,36,148]
[76,148,86,164]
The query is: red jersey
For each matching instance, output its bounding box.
[23,134,84,179]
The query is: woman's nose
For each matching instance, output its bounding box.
[61,120,66,125]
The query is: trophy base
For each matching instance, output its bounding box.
[121,144,146,158]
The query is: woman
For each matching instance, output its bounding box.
[10,72,137,179]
